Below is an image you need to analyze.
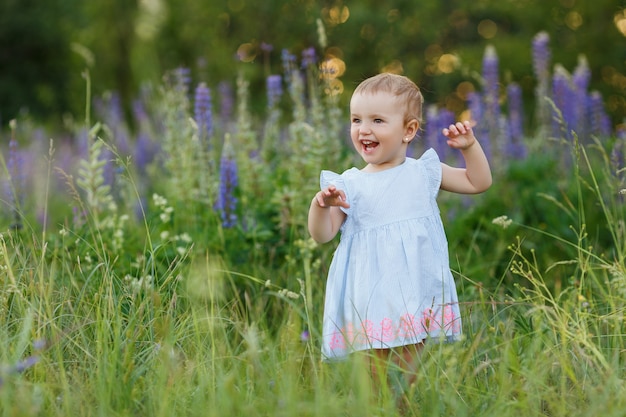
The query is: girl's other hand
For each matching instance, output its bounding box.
[314,186,350,209]
[442,121,477,150]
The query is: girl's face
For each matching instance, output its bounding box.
[349,91,417,172]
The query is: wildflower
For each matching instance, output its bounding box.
[6,119,24,229]
[266,75,283,108]
[178,232,192,243]
[316,18,328,49]
[153,193,168,207]
[218,81,234,123]
[194,82,214,141]
[0,351,41,388]
[482,45,500,150]
[286,291,299,299]
[506,83,526,159]
[572,56,591,134]
[300,329,310,342]
[301,47,317,68]
[172,67,191,93]
[492,215,513,229]
[281,49,297,76]
[531,32,551,81]
[552,65,576,139]
[214,137,239,228]
[467,91,492,163]
[588,91,611,137]
[278,288,299,299]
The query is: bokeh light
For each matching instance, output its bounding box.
[322,5,350,26]
[565,11,583,30]
[478,19,498,39]
[236,43,256,62]
[437,54,459,74]
[615,9,626,36]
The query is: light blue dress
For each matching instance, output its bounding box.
[319,148,462,361]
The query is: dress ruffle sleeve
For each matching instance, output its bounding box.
[320,170,350,215]
[421,148,442,197]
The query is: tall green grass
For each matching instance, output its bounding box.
[1,127,625,417]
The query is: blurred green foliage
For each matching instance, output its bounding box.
[1,0,625,127]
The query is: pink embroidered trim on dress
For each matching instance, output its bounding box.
[328,304,460,351]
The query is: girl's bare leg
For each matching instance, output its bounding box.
[395,342,424,386]
[391,342,425,413]
[368,348,391,392]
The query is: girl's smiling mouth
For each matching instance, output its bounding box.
[360,140,379,151]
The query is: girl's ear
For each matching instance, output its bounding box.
[405,119,420,140]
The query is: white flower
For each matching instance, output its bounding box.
[492,215,513,229]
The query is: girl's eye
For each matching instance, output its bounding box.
[351,118,361,123]
[374,118,383,123]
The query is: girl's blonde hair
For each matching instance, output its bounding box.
[353,73,424,126]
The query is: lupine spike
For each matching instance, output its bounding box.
[482,45,500,164]
[6,119,24,229]
[266,75,283,109]
[506,82,526,159]
[552,64,575,140]
[194,82,214,143]
[572,55,591,139]
[215,134,239,228]
[532,31,552,134]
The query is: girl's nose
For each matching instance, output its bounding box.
[359,122,372,134]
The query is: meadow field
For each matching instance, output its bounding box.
[1,33,625,416]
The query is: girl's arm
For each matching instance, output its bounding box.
[440,121,492,194]
[308,186,348,243]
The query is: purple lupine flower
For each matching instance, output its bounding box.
[482,46,501,149]
[0,354,39,388]
[532,32,551,81]
[423,106,454,163]
[215,144,239,228]
[506,83,526,159]
[218,81,234,126]
[467,91,492,163]
[611,125,626,177]
[532,31,552,134]
[0,339,46,388]
[174,67,191,92]
[572,56,591,139]
[588,91,611,137]
[132,98,148,123]
[6,121,24,229]
[300,329,310,342]
[301,47,317,68]
[266,75,283,108]
[194,82,213,141]
[99,92,132,156]
[281,49,297,76]
[552,65,575,139]
[134,131,159,174]
[482,46,500,112]
[260,42,274,53]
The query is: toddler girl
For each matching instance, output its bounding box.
[308,73,492,382]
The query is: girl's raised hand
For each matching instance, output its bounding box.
[442,121,476,150]
[314,185,350,209]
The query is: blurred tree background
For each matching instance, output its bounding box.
[1,0,625,130]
